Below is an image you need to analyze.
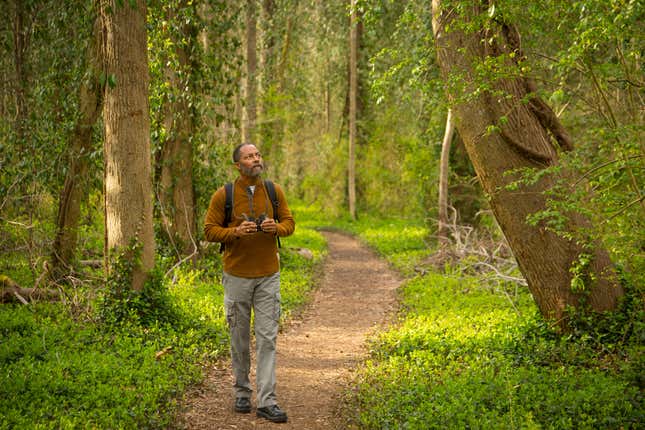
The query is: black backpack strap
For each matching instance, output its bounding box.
[219,182,233,253]
[263,180,279,222]
[223,182,234,226]
[264,180,281,248]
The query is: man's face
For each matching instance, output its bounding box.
[236,144,264,177]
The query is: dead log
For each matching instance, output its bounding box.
[79,259,103,269]
[1,275,62,303]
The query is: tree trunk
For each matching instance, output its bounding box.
[100,0,155,291]
[257,0,277,174]
[259,0,275,100]
[348,0,358,220]
[158,0,196,258]
[50,17,104,280]
[438,108,455,244]
[243,0,257,144]
[11,0,28,146]
[431,0,623,323]
[265,12,292,182]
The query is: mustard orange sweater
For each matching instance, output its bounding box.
[203,176,295,278]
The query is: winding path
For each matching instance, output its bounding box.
[176,231,401,429]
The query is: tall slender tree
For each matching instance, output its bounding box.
[158,0,197,258]
[437,108,455,245]
[50,16,104,280]
[10,0,29,146]
[100,0,155,291]
[243,0,258,144]
[259,0,275,102]
[431,0,623,323]
[348,0,358,220]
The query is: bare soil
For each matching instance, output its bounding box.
[175,230,401,429]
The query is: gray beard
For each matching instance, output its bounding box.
[240,162,264,177]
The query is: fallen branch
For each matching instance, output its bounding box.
[79,259,103,269]
[469,261,527,286]
[1,275,63,303]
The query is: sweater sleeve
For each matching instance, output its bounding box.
[203,187,238,243]
[274,184,295,238]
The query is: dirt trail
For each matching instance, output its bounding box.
[176,231,401,429]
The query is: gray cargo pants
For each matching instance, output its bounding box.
[223,271,281,408]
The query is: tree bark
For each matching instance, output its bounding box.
[438,108,455,244]
[259,0,275,100]
[431,0,623,323]
[100,0,155,291]
[257,0,278,176]
[50,17,104,280]
[158,0,197,258]
[11,0,28,145]
[348,0,358,220]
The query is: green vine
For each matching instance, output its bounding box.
[98,241,181,328]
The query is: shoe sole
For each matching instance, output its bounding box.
[256,411,288,423]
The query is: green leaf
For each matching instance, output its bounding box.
[107,74,117,88]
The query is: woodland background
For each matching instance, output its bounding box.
[0,0,643,428]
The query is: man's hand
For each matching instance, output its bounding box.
[236,220,259,236]
[260,218,277,234]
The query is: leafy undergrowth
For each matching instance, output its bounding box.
[332,214,643,430]
[0,303,204,429]
[0,208,326,429]
[316,211,433,277]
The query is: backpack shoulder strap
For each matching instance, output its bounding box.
[263,180,279,222]
[264,180,282,248]
[220,182,233,253]
[223,182,234,226]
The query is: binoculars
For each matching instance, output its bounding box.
[243,213,267,232]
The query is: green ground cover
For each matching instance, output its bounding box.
[0,204,326,429]
[335,214,643,430]
[1,202,641,429]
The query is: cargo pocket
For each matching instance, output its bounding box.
[224,298,237,328]
[273,292,282,322]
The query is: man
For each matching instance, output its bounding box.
[204,143,295,423]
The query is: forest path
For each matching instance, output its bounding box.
[176,230,401,429]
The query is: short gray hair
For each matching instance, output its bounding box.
[232,143,255,162]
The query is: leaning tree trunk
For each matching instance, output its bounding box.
[100,0,155,291]
[50,17,104,280]
[431,0,623,323]
[158,0,196,258]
